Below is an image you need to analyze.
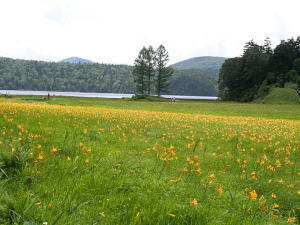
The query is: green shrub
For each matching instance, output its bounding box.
[284,82,297,89]
[130,94,148,101]
[255,80,270,99]
[130,95,168,102]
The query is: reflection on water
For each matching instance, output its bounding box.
[0,90,218,100]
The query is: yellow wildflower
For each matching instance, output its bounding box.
[287,217,297,223]
[51,147,58,153]
[190,199,198,205]
[216,188,223,194]
[271,193,277,198]
[250,190,258,199]
[209,174,216,179]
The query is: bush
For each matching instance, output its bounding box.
[255,80,270,99]
[240,87,258,102]
[284,82,297,89]
[0,94,13,99]
[130,95,148,101]
[130,95,168,102]
[286,70,298,82]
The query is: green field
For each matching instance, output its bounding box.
[0,97,299,224]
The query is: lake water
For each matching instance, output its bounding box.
[0,90,219,100]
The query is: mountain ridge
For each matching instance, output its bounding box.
[59,57,94,64]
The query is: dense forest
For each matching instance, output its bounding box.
[0,57,135,93]
[0,57,219,96]
[218,37,300,101]
[170,70,216,96]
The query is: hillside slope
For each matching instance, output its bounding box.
[256,88,299,104]
[172,56,226,75]
[0,57,134,93]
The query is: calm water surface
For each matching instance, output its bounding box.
[0,90,218,100]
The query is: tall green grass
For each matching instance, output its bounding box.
[0,100,299,224]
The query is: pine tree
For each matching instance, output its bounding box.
[263,37,273,54]
[144,46,156,95]
[155,45,174,96]
[133,47,148,94]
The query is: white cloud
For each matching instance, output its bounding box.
[0,0,299,65]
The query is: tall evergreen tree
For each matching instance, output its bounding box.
[155,45,174,96]
[144,46,156,95]
[133,47,148,94]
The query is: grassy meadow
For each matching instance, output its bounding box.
[0,96,299,224]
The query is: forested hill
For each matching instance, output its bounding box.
[0,56,219,96]
[59,57,94,64]
[172,56,226,75]
[0,57,134,93]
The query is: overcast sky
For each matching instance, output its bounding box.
[0,0,299,65]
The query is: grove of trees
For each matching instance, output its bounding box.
[218,36,300,101]
[133,45,174,96]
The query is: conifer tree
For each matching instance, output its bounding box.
[155,45,174,96]
[133,45,173,96]
[144,46,156,95]
[133,47,148,94]
[263,37,273,54]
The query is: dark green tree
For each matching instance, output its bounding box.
[263,37,273,54]
[155,45,174,96]
[219,40,269,101]
[145,46,156,95]
[293,58,300,74]
[242,40,269,93]
[269,37,300,75]
[218,57,244,101]
[132,47,148,94]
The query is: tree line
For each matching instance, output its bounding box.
[218,36,300,101]
[0,56,218,96]
[0,57,135,93]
